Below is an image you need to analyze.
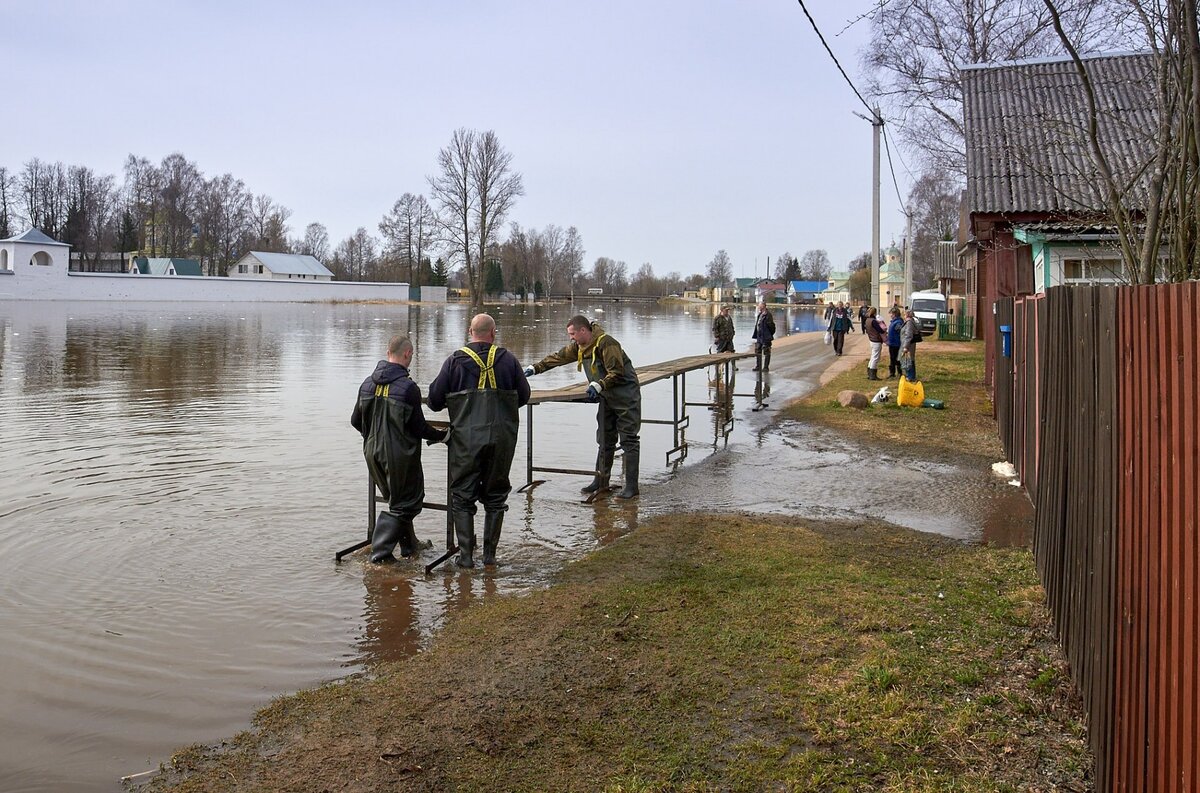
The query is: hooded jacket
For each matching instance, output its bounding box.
[351,361,444,514]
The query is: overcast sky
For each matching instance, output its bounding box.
[5,0,911,278]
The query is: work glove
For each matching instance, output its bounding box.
[523,365,536,377]
[586,381,603,402]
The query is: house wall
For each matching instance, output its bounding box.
[0,242,409,302]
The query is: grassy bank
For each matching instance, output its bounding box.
[149,513,1087,792]
[787,341,1000,461]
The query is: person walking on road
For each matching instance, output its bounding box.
[751,301,776,372]
[351,335,448,563]
[712,305,735,353]
[828,302,853,356]
[428,313,530,568]
[858,304,869,334]
[524,315,642,500]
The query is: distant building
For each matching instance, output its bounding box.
[879,243,907,309]
[786,280,827,304]
[822,271,850,305]
[228,252,334,281]
[130,257,203,276]
[733,277,759,303]
[70,252,128,273]
[754,281,786,303]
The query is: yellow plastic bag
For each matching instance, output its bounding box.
[897,376,925,407]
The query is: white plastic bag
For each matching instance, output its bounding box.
[871,386,891,404]
[823,331,832,345]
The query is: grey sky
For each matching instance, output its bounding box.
[5,0,910,278]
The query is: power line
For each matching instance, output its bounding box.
[881,125,908,212]
[795,0,873,114]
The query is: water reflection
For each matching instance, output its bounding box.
[0,299,1013,793]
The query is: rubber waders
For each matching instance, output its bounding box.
[453,510,476,568]
[370,511,403,563]
[482,511,504,565]
[615,449,639,500]
[580,450,614,495]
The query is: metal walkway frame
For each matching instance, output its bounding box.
[336,350,760,563]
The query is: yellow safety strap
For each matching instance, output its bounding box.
[374,384,389,397]
[576,333,607,372]
[459,345,498,389]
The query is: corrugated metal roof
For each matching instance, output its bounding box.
[963,52,1159,215]
[250,252,333,276]
[1,228,68,246]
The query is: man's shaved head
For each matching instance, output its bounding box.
[469,313,496,341]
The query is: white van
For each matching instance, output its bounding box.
[909,290,948,334]
[587,287,604,296]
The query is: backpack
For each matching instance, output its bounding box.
[912,326,924,343]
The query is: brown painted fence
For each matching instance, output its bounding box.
[993,283,1199,792]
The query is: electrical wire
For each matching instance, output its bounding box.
[882,125,909,213]
[795,0,873,114]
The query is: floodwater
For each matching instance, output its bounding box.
[0,300,1023,792]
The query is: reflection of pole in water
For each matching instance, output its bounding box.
[707,362,734,448]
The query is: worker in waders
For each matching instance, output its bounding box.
[351,335,448,563]
[428,314,530,568]
[524,314,642,500]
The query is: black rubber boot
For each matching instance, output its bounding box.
[867,368,879,381]
[580,450,614,494]
[398,517,418,558]
[453,510,476,568]
[615,450,640,500]
[482,511,504,566]
[762,347,771,371]
[370,511,403,563]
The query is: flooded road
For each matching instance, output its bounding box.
[0,300,1022,791]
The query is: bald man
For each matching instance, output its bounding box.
[428,314,530,567]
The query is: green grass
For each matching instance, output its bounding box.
[148,515,1090,792]
[787,341,1001,459]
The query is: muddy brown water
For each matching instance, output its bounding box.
[0,300,1026,791]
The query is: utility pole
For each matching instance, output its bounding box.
[856,107,883,309]
[903,210,913,307]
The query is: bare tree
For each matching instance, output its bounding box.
[0,166,16,238]
[122,155,160,254]
[560,225,585,292]
[706,249,733,284]
[248,193,291,252]
[907,170,961,288]
[63,166,117,269]
[298,222,331,262]
[862,0,1123,172]
[472,130,524,304]
[429,128,477,298]
[773,252,801,281]
[196,173,251,275]
[379,193,435,285]
[334,227,378,281]
[799,249,831,281]
[591,256,628,292]
[158,153,203,256]
[20,158,68,238]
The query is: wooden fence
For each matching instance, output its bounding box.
[993,283,1198,792]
